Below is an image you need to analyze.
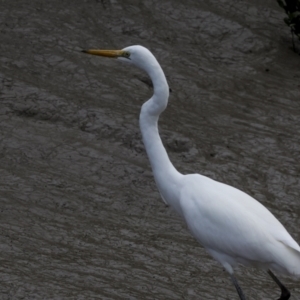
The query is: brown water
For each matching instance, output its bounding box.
[1,0,300,299]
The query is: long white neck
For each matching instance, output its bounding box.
[139,55,183,213]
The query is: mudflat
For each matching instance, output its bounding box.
[0,0,299,299]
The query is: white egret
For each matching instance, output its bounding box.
[82,45,300,299]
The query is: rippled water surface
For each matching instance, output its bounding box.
[1,0,300,299]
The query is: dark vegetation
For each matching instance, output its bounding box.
[277,0,300,52]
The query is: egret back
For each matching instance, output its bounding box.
[179,174,300,276]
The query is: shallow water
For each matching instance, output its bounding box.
[0,0,300,299]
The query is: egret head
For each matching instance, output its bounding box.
[82,45,156,71]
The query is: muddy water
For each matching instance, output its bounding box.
[1,0,300,299]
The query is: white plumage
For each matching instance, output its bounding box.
[83,45,300,299]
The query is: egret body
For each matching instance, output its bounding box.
[82,45,300,299]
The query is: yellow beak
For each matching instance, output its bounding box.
[81,49,124,58]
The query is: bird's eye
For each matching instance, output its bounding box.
[123,51,131,59]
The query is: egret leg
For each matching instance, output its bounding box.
[229,274,246,300]
[267,270,291,300]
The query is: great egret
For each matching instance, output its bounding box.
[82,45,300,299]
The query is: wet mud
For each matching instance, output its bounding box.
[0,0,300,299]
